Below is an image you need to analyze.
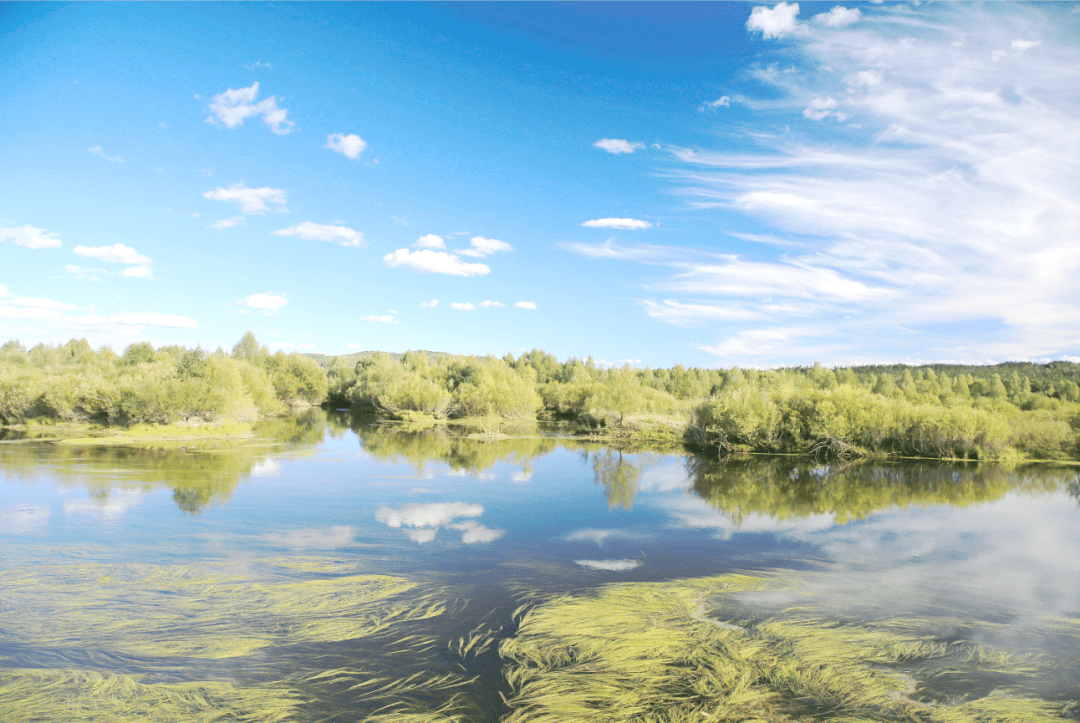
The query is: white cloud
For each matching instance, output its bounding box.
[643,299,762,326]
[478,300,504,308]
[514,301,537,310]
[593,138,645,155]
[11,296,77,310]
[0,305,63,321]
[565,528,647,546]
[803,96,840,120]
[383,249,490,277]
[0,225,62,250]
[413,234,446,249]
[457,236,513,257]
[325,133,367,160]
[273,221,364,247]
[664,4,1080,363]
[211,216,245,230]
[421,299,439,308]
[73,243,152,265]
[814,6,860,27]
[747,2,800,39]
[404,528,438,544]
[701,96,731,111]
[88,145,122,162]
[376,502,482,528]
[450,302,475,311]
[240,292,288,313]
[1012,39,1041,51]
[205,82,293,134]
[581,218,653,230]
[204,184,287,214]
[575,559,642,571]
[120,265,154,279]
[62,312,198,333]
[0,285,7,297]
[359,314,398,324]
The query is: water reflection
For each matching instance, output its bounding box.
[0,410,329,515]
[688,455,1078,525]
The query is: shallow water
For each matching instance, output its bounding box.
[2,410,1078,720]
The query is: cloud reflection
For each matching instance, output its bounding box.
[63,490,146,521]
[375,501,503,545]
[0,504,50,534]
[265,525,356,549]
[576,559,642,571]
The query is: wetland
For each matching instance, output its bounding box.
[1,409,1078,721]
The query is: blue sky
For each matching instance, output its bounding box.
[2,2,1079,368]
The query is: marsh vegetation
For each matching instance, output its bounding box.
[5,334,1080,460]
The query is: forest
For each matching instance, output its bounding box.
[2,332,1079,461]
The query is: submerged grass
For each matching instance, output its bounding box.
[499,573,1076,723]
[0,562,442,659]
[0,668,301,722]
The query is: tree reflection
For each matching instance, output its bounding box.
[0,410,329,514]
[590,449,642,510]
[687,456,1077,525]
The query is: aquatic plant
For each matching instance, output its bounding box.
[498,573,1075,723]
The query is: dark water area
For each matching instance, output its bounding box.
[2,410,1078,720]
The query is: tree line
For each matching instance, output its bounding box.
[3,334,1080,459]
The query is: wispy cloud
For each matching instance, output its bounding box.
[358,314,398,324]
[204,184,288,214]
[273,221,364,247]
[457,236,513,258]
[205,82,293,134]
[582,218,653,230]
[593,138,644,154]
[450,302,475,311]
[514,301,537,310]
[73,244,151,265]
[88,145,122,162]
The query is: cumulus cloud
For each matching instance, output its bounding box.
[514,301,537,310]
[204,184,288,214]
[450,302,475,311]
[273,221,364,247]
[206,82,293,134]
[457,236,513,258]
[421,299,439,308]
[814,6,860,27]
[88,145,122,162]
[73,243,152,265]
[413,234,446,250]
[747,2,800,39]
[0,225,62,250]
[575,559,642,571]
[358,314,398,324]
[239,292,288,313]
[582,218,653,230]
[593,138,645,154]
[803,96,847,121]
[383,249,490,276]
[478,300,504,308]
[326,133,367,160]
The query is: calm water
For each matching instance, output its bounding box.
[2,410,1078,719]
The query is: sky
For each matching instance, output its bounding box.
[2,2,1079,369]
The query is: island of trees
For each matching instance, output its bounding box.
[2,332,1079,461]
